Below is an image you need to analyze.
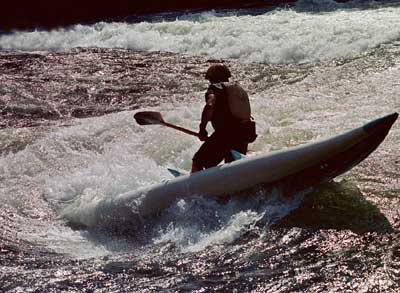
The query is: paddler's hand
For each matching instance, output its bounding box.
[198,128,208,141]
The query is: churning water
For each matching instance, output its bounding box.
[1,0,399,291]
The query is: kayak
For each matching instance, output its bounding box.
[65,113,398,228]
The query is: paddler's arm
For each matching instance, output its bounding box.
[198,93,216,141]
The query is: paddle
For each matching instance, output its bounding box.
[134,111,199,137]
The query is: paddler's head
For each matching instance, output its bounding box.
[205,64,231,83]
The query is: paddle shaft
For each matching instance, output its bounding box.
[162,121,199,137]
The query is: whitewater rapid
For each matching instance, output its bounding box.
[1,54,398,256]
[1,2,400,63]
[0,4,399,291]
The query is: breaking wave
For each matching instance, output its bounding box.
[1,4,400,63]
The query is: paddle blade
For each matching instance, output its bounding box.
[134,111,164,125]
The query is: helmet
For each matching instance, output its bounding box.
[205,64,231,83]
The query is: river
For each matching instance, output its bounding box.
[1,0,399,291]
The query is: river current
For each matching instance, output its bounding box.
[1,0,400,291]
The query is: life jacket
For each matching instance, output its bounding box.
[207,82,256,143]
[222,81,251,121]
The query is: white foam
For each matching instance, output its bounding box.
[40,107,202,225]
[0,105,201,255]
[2,6,400,63]
[153,189,305,252]
[26,226,109,258]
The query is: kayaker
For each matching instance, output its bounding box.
[191,64,257,173]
